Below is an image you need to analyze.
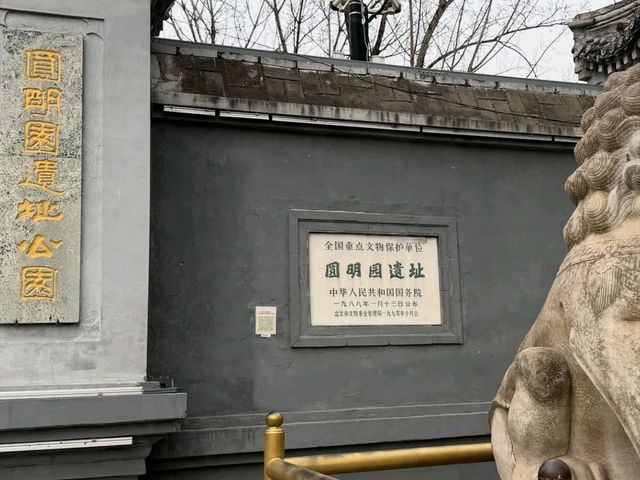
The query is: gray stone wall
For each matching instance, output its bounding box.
[147,117,579,477]
[0,0,151,387]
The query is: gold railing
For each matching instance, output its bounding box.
[263,412,494,480]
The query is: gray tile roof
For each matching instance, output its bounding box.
[569,0,640,84]
[151,0,175,36]
[152,39,600,139]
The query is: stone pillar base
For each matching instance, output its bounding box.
[0,386,186,480]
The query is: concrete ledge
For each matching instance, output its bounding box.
[0,440,152,480]
[151,401,490,459]
[154,92,584,140]
[0,391,187,432]
[0,390,186,480]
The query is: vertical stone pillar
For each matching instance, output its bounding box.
[0,1,185,478]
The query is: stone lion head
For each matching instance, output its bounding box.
[564,65,640,249]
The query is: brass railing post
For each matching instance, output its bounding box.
[264,412,285,480]
[262,410,493,480]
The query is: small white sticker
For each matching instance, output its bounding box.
[255,306,277,337]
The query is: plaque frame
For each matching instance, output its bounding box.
[289,210,463,347]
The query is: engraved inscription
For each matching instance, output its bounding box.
[17,235,62,259]
[0,29,83,323]
[20,266,57,301]
[19,159,65,196]
[24,120,60,154]
[25,50,61,82]
[309,233,442,327]
[23,87,62,116]
[16,199,64,222]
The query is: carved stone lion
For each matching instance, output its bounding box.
[491,65,640,479]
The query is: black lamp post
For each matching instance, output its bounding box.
[346,1,367,61]
[330,0,401,62]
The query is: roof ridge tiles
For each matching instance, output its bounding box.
[151,38,599,137]
[152,38,601,96]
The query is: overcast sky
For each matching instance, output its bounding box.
[506,0,614,81]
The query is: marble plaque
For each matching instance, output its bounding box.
[0,29,83,324]
[309,233,442,326]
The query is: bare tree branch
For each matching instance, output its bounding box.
[266,0,289,52]
[426,19,566,69]
[416,0,455,68]
[371,15,387,56]
[161,0,579,79]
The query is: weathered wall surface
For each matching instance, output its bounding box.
[0,0,151,387]
[0,4,188,479]
[152,40,600,139]
[146,117,580,477]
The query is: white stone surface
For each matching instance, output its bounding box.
[309,233,442,326]
[491,64,640,478]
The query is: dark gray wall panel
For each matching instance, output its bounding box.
[148,120,575,468]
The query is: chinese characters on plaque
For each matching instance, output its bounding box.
[0,30,83,323]
[309,233,442,326]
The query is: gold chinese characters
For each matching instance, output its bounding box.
[16,199,64,222]
[23,87,61,116]
[17,235,62,259]
[24,120,59,154]
[17,49,65,302]
[19,158,64,196]
[25,50,61,82]
[20,266,57,300]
